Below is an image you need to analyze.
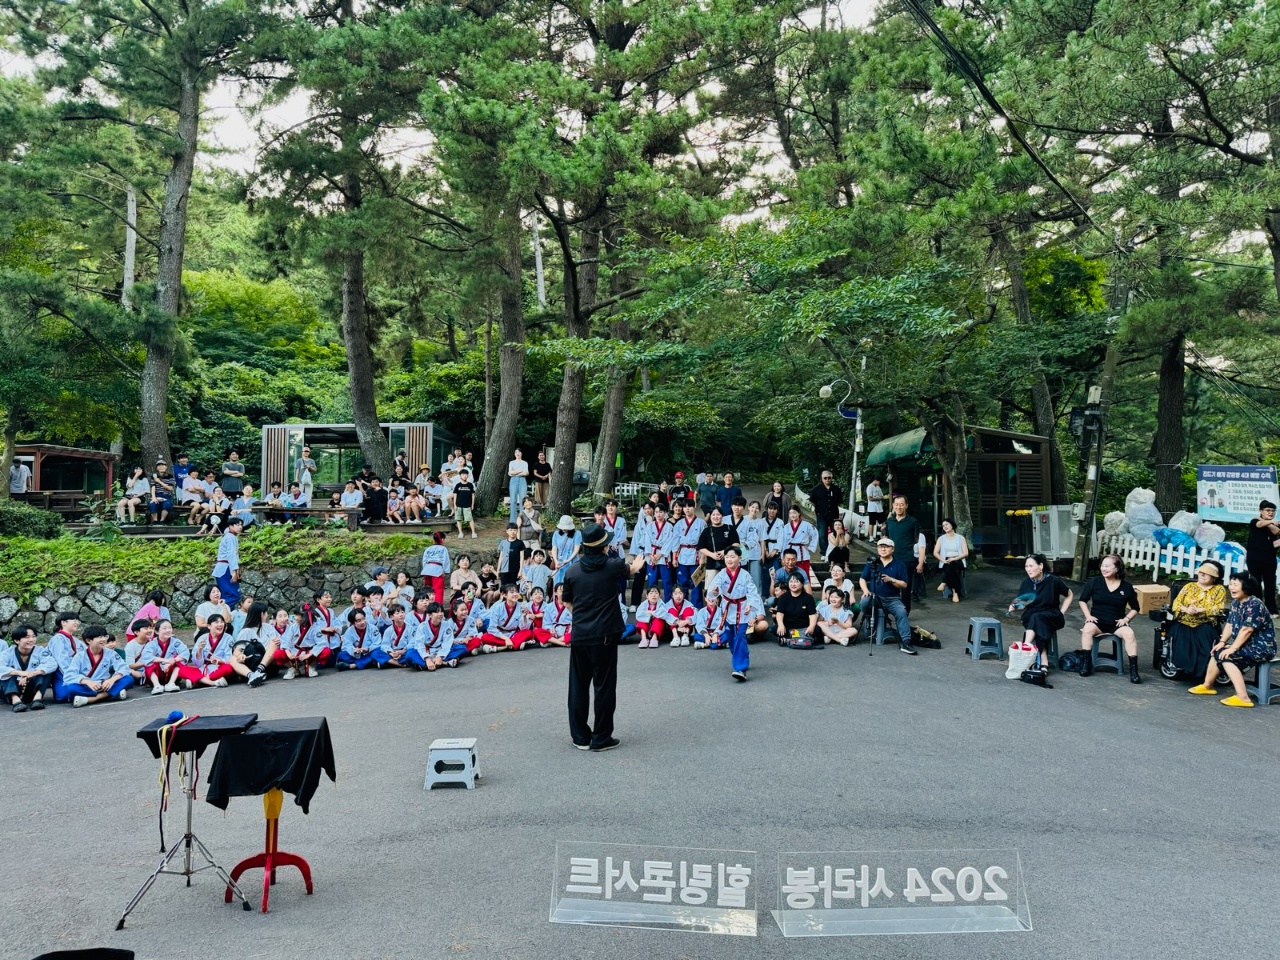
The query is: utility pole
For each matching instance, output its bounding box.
[849,354,866,517]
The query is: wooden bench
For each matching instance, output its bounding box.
[15,490,92,520]
[251,504,362,532]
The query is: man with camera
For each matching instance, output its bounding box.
[859,537,917,654]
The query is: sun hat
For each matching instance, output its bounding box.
[582,523,610,549]
[557,515,576,532]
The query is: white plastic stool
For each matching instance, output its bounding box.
[424,738,481,790]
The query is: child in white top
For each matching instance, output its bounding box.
[817,587,858,646]
[633,586,670,648]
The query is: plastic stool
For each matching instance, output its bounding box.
[965,617,1004,661]
[1245,658,1280,705]
[1091,633,1123,675]
[424,738,481,790]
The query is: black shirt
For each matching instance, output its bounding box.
[776,592,817,632]
[809,481,843,522]
[531,461,551,483]
[1018,575,1070,614]
[562,554,629,644]
[885,514,921,566]
[669,484,692,506]
[697,523,740,572]
[1079,576,1139,622]
[453,482,476,509]
[1246,518,1278,558]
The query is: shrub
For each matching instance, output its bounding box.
[0,498,63,539]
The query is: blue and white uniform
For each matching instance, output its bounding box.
[693,603,725,648]
[140,635,192,667]
[64,646,133,700]
[380,621,426,669]
[212,529,241,604]
[779,519,819,567]
[673,515,707,601]
[46,629,82,702]
[552,530,582,586]
[546,600,573,642]
[708,566,761,674]
[636,517,676,600]
[339,623,385,669]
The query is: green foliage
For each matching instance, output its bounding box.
[0,527,431,603]
[0,499,63,540]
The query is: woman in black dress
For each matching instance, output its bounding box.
[1009,553,1073,671]
[1077,553,1142,682]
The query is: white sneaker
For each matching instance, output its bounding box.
[836,636,849,646]
[151,686,164,695]
[73,695,88,708]
[117,689,128,701]
[693,641,705,650]
[481,644,497,654]
[214,677,229,687]
[164,682,180,692]
[471,532,477,539]
[457,533,464,539]
[283,667,297,680]
[307,665,319,678]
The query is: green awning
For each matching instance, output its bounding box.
[866,427,932,467]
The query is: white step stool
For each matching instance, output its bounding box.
[424,738,481,790]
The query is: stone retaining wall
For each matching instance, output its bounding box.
[0,545,500,635]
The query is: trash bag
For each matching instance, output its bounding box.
[1168,510,1200,535]
[1125,500,1164,541]
[1153,527,1197,549]
[1194,522,1225,551]
[1124,487,1157,511]
[1103,511,1128,536]
[1215,541,1245,560]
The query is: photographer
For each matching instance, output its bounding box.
[858,537,916,654]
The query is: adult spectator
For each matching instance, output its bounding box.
[8,458,31,495]
[772,548,812,595]
[531,451,552,507]
[552,515,582,586]
[859,538,916,654]
[1009,553,1072,671]
[764,480,792,520]
[453,467,478,539]
[172,452,192,490]
[295,445,317,504]
[562,523,645,751]
[1077,554,1142,681]
[932,517,968,603]
[1245,499,1280,613]
[715,472,743,516]
[865,477,885,538]
[808,470,843,556]
[774,572,818,647]
[825,519,851,569]
[1169,561,1228,678]
[884,495,923,608]
[823,563,856,601]
[394,448,410,473]
[149,460,175,523]
[363,477,388,525]
[116,466,152,523]
[180,467,207,523]
[232,484,258,529]
[352,464,378,496]
[696,471,718,516]
[220,450,246,497]
[414,462,432,491]
[1189,572,1277,708]
[669,471,692,505]
[508,448,530,524]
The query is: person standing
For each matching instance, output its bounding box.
[706,546,759,681]
[9,459,32,495]
[1245,499,1280,614]
[696,472,718,517]
[220,450,246,499]
[294,445,318,504]
[865,477,885,539]
[808,470,843,557]
[669,472,693,506]
[884,495,923,610]
[531,451,552,507]
[562,524,645,751]
[715,472,743,517]
[212,516,244,605]
[453,468,478,538]
[507,449,530,524]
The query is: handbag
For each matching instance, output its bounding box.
[786,630,814,649]
[1006,639,1038,679]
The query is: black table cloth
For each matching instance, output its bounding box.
[136,714,259,759]
[205,717,336,814]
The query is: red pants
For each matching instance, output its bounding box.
[206,664,239,682]
[145,662,203,683]
[270,647,333,668]
[479,633,517,649]
[423,575,445,604]
[512,628,552,648]
[797,560,813,582]
[636,621,670,643]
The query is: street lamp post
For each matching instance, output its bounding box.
[820,355,866,529]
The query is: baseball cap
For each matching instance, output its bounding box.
[674,471,684,479]
[876,537,895,547]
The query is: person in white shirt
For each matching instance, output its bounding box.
[507,448,530,524]
[8,460,32,494]
[116,466,153,522]
[865,478,885,539]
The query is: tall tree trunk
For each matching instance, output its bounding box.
[1265,95,1280,301]
[1150,335,1186,517]
[924,399,973,539]
[476,216,526,515]
[590,316,629,496]
[144,65,200,468]
[483,302,494,452]
[1000,230,1068,503]
[0,415,15,502]
[341,243,390,478]
[546,216,601,517]
[122,183,137,312]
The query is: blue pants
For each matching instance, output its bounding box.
[338,650,386,669]
[693,632,725,649]
[676,563,699,605]
[508,476,527,522]
[442,642,469,662]
[646,562,673,602]
[725,623,749,672]
[216,568,240,606]
[64,675,134,699]
[859,595,911,643]
[388,649,426,669]
[52,671,73,703]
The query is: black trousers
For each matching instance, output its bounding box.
[1247,552,1277,613]
[2,673,50,703]
[568,640,618,748]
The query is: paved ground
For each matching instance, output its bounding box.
[3,564,1277,960]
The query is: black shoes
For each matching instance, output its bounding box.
[899,643,918,655]
[590,738,620,752]
[29,700,44,710]
[1128,656,1143,684]
[1079,651,1093,677]
[732,670,747,682]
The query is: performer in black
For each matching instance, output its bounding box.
[1245,499,1280,613]
[562,523,645,752]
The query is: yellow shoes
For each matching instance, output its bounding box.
[1220,695,1255,708]
[1187,685,1217,695]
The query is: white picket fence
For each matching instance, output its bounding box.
[613,482,660,499]
[1100,534,1245,583]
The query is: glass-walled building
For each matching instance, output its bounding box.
[260,422,457,493]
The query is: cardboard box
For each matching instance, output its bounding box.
[1134,584,1171,614]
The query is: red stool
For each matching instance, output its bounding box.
[224,788,313,913]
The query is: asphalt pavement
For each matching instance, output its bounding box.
[2,564,1276,960]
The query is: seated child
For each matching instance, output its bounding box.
[480,583,527,651]
[202,615,261,686]
[664,586,696,647]
[338,610,385,670]
[442,598,484,661]
[141,619,201,692]
[513,586,553,649]
[816,587,858,646]
[1,624,55,711]
[121,619,152,683]
[522,550,552,599]
[381,603,426,669]
[66,625,134,707]
[545,583,573,647]
[693,591,726,650]
[364,588,391,635]
[634,586,670,648]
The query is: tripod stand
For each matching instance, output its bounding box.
[117,750,251,929]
